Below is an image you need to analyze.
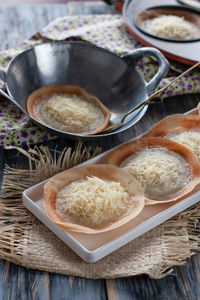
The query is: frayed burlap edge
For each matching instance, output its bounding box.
[0,144,199,279]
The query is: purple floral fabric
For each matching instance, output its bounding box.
[0,15,199,148]
[0,100,54,150]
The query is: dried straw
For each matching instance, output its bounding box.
[0,143,199,279]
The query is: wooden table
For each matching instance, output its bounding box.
[0,2,200,299]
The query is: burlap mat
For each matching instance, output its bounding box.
[0,144,199,279]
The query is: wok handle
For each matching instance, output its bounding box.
[0,69,17,103]
[122,47,169,95]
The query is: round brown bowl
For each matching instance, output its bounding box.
[136,5,200,42]
[43,164,145,234]
[27,85,111,136]
[144,114,200,138]
[99,137,200,204]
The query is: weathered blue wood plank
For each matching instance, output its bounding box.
[0,2,117,50]
[0,261,107,300]
[106,255,200,300]
[0,261,49,300]
[49,275,107,300]
[0,5,69,49]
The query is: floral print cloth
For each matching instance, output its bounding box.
[0,14,200,149]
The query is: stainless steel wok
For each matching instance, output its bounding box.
[0,41,169,140]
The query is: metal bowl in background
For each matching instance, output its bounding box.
[0,41,169,141]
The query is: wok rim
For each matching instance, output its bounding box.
[5,41,149,139]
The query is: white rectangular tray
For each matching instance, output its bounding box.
[22,126,200,262]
